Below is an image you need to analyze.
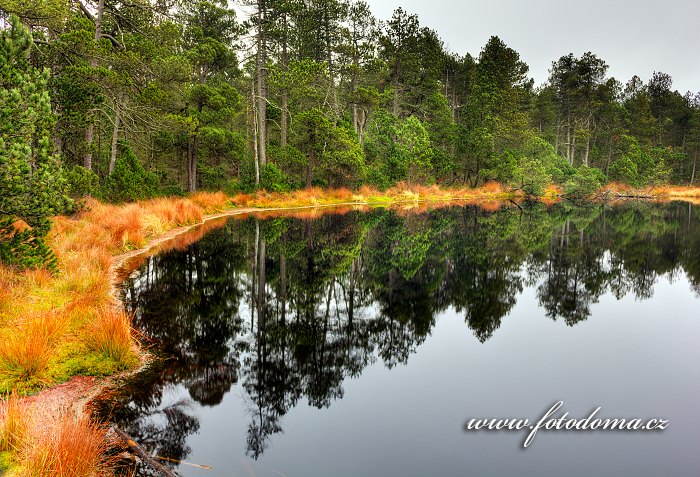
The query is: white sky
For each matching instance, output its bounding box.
[365,0,700,94]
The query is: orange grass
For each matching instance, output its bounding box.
[0,193,231,472]
[0,391,28,453]
[652,185,700,198]
[228,182,518,209]
[598,183,700,201]
[83,309,136,368]
[0,327,53,387]
[17,412,110,477]
[0,193,231,395]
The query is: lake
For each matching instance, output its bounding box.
[103,201,700,476]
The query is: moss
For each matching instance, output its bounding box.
[0,451,17,473]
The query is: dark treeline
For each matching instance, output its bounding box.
[3,0,700,205]
[102,202,700,469]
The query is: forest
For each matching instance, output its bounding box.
[1,0,700,265]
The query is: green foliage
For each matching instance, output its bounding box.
[65,164,100,198]
[608,136,675,187]
[564,166,605,198]
[0,15,70,268]
[261,163,292,192]
[608,154,639,185]
[101,143,159,202]
[394,116,434,184]
[527,137,575,183]
[0,218,58,271]
[292,108,365,187]
[515,154,551,196]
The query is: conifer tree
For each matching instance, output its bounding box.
[0,15,70,268]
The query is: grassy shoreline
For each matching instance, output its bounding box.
[1,182,699,475]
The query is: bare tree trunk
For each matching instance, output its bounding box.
[280,11,289,147]
[583,115,591,167]
[108,108,120,174]
[256,0,267,168]
[691,150,697,185]
[358,109,366,147]
[566,115,571,165]
[353,102,359,136]
[84,0,105,171]
[252,81,260,188]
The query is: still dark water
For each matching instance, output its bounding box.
[105,202,700,477]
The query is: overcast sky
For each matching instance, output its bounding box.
[364,0,700,94]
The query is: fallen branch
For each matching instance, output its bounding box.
[112,427,179,477]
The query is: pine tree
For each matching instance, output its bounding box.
[0,15,71,268]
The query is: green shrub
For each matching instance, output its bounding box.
[0,218,57,271]
[100,142,160,202]
[564,165,605,198]
[261,163,291,192]
[65,165,100,199]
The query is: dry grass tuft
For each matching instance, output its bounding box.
[0,391,28,452]
[0,328,53,386]
[481,181,504,194]
[83,309,136,367]
[653,185,700,198]
[190,191,230,211]
[18,412,110,477]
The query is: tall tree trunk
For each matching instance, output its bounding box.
[565,115,571,165]
[84,0,105,171]
[108,108,120,174]
[190,131,199,193]
[692,150,697,185]
[256,0,267,168]
[351,28,360,135]
[252,81,260,187]
[280,13,289,147]
[583,115,591,167]
[358,109,366,147]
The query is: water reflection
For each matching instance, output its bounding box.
[103,201,700,473]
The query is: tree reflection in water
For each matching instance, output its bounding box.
[100,201,700,471]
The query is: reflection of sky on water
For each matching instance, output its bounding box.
[180,274,700,477]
